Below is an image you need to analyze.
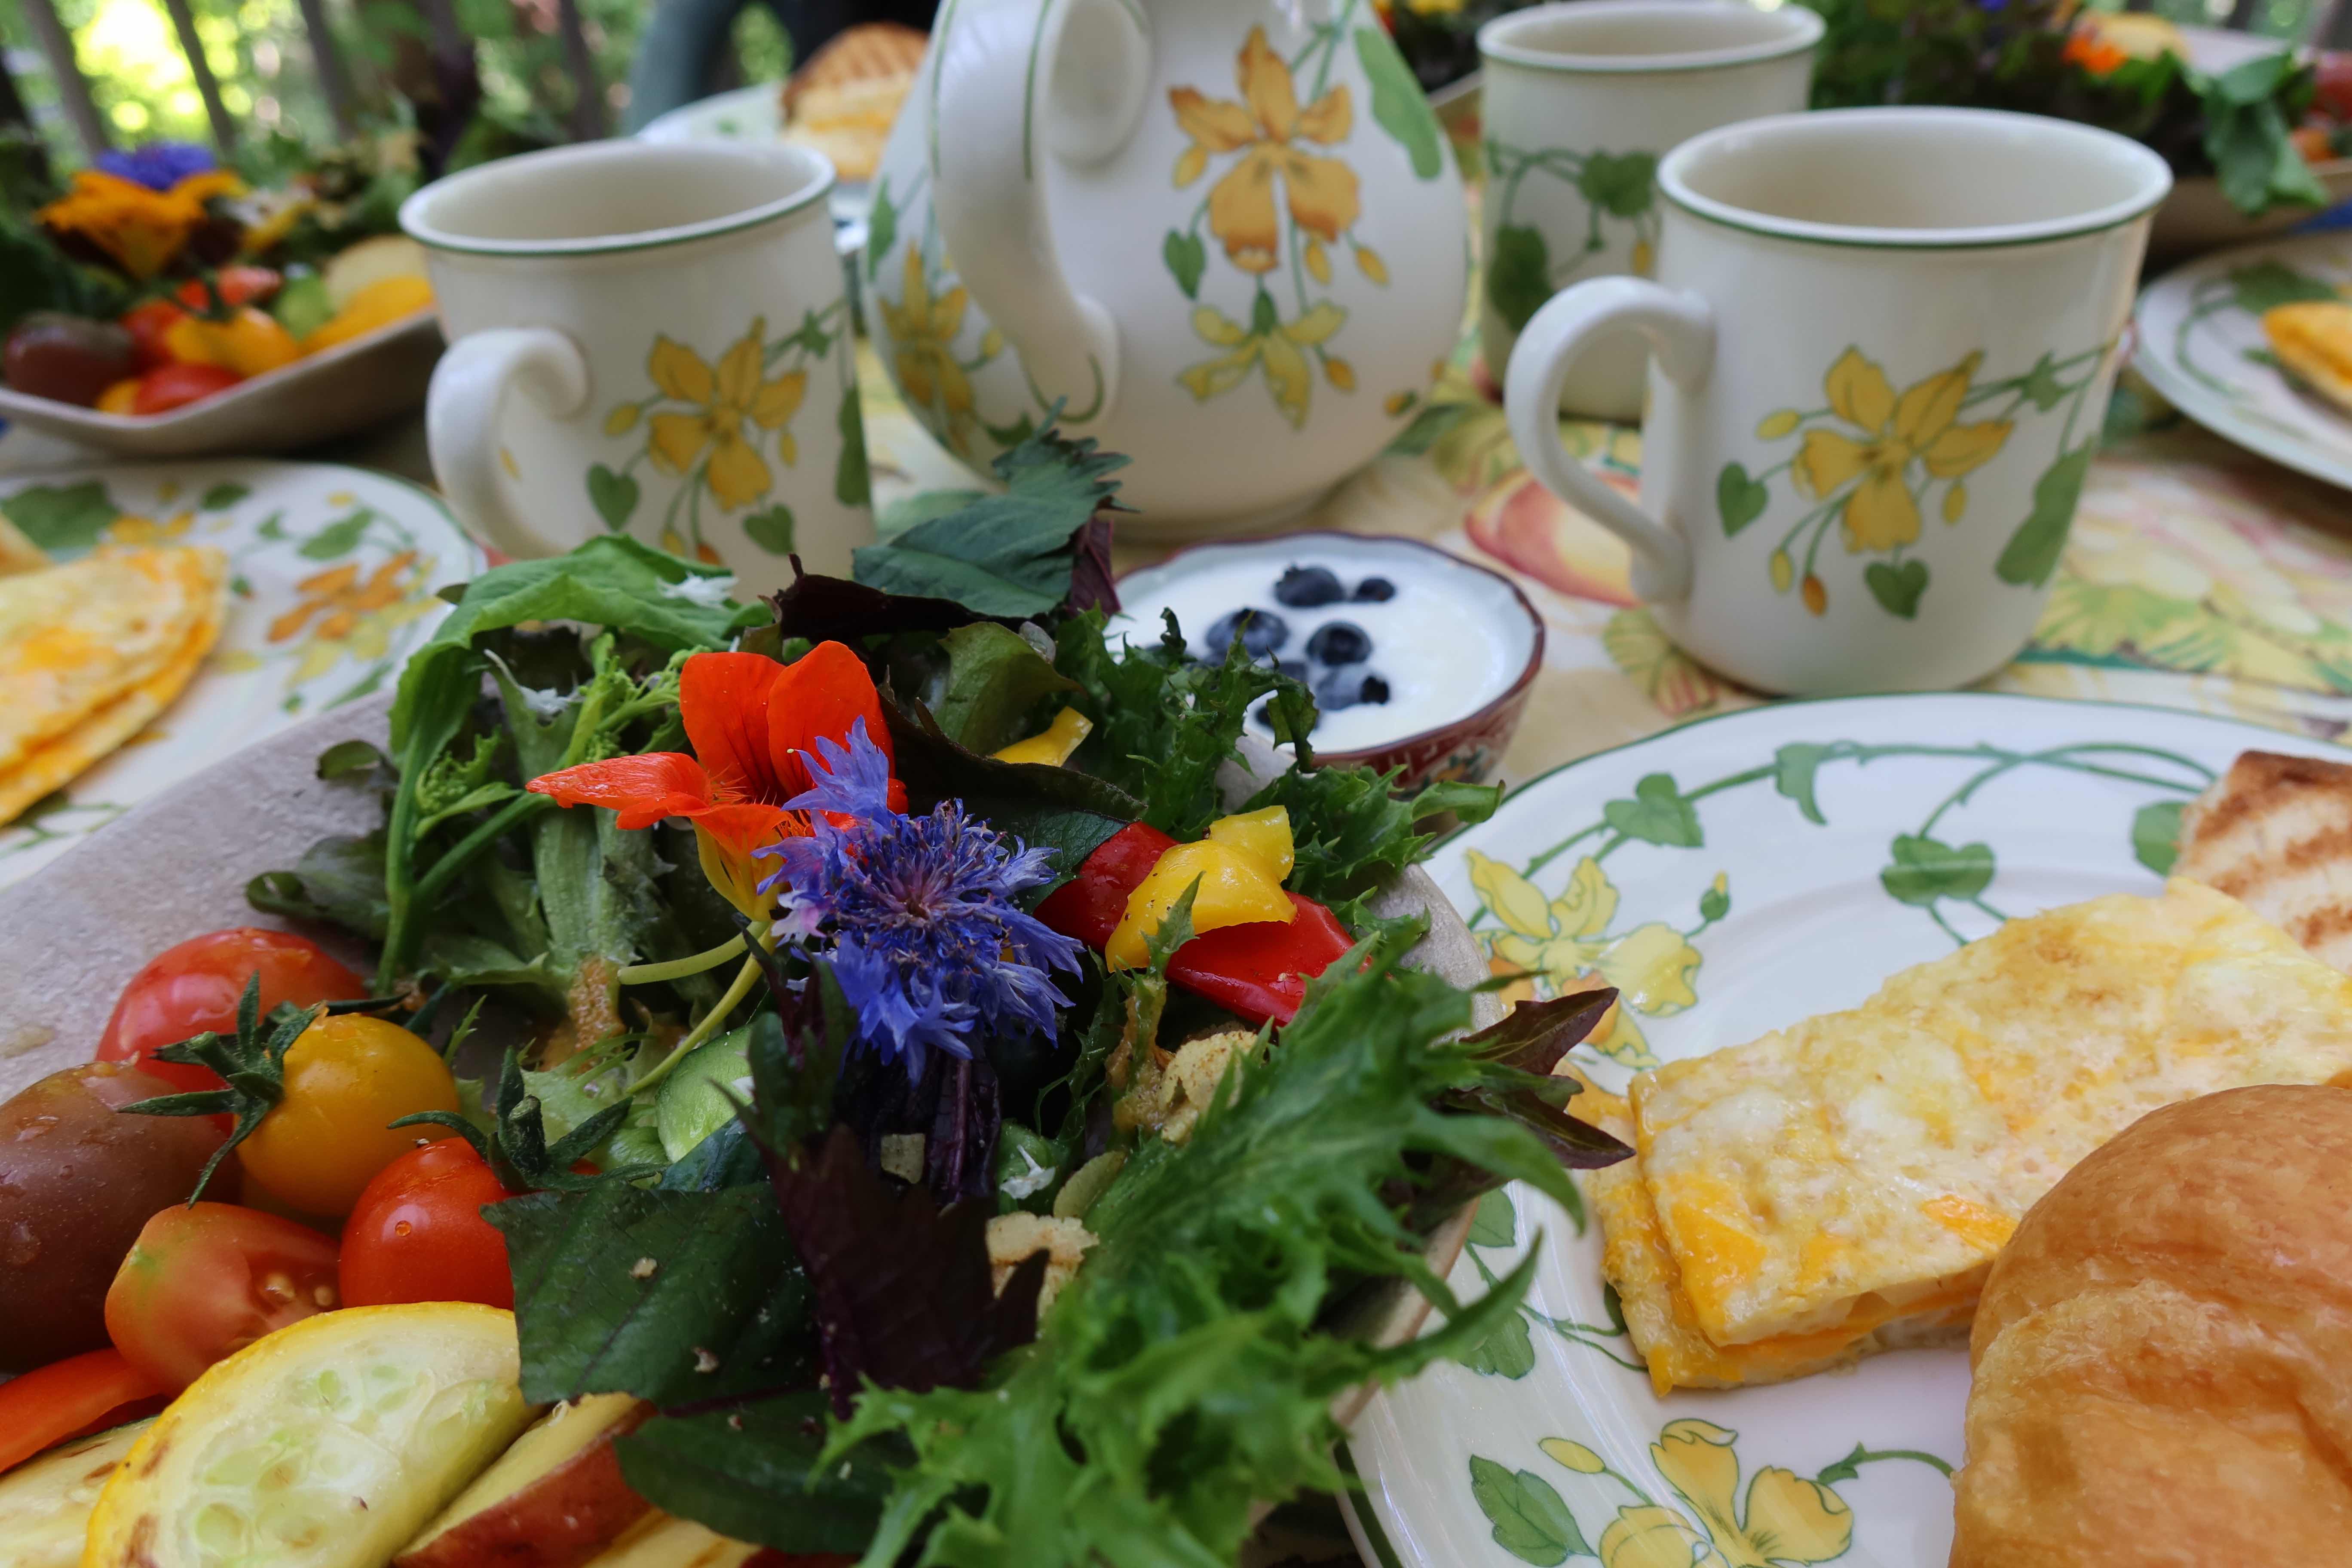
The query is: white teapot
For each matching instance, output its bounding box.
[868,0,1470,533]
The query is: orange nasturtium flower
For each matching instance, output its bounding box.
[527,642,903,917]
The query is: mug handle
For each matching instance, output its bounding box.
[1503,278,1714,604]
[426,327,591,560]
[928,0,1149,425]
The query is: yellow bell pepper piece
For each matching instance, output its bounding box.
[302,274,435,353]
[1106,840,1294,971]
[1205,805,1293,883]
[162,307,301,377]
[95,377,141,415]
[993,707,1094,767]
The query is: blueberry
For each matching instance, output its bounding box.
[1274,564,1345,608]
[1206,606,1289,661]
[1352,576,1396,602]
[1361,673,1390,704]
[1315,664,1370,711]
[1305,620,1372,667]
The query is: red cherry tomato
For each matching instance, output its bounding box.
[97,927,368,1095]
[2314,52,2352,124]
[104,1203,342,1393]
[175,266,282,312]
[129,361,240,415]
[0,1349,167,1474]
[118,297,189,370]
[340,1139,517,1311]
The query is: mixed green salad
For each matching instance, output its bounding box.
[0,426,1631,1568]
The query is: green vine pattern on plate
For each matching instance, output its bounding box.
[2172,256,2346,421]
[1483,139,1659,336]
[1718,340,2114,622]
[1467,1419,1951,1568]
[1463,737,2215,1055]
[1452,1189,1643,1379]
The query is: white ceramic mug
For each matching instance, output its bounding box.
[1478,0,1821,420]
[1505,107,2171,695]
[402,141,871,590]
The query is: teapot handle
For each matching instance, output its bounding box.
[929,0,1150,426]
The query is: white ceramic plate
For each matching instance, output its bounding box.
[1344,692,2343,1568]
[0,459,482,887]
[2135,230,2352,492]
[637,83,785,145]
[0,313,442,460]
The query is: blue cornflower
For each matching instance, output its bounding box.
[95,143,218,191]
[756,722,1084,1074]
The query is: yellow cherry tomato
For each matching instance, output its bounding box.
[236,1014,460,1216]
[162,307,301,378]
[1204,805,1293,883]
[94,377,141,415]
[301,275,434,353]
[992,707,1093,768]
[1106,840,1294,971]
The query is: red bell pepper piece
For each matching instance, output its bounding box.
[1036,822,1355,1026]
[0,1348,168,1473]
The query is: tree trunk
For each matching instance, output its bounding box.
[15,0,108,160]
[156,0,239,153]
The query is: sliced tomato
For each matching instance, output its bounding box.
[117,297,188,370]
[340,1139,517,1311]
[104,1203,342,1392]
[129,360,240,414]
[0,1349,165,1473]
[175,265,282,312]
[96,927,368,1095]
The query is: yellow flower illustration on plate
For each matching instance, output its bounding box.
[267,551,435,686]
[644,319,808,512]
[1464,849,1709,1070]
[880,245,983,456]
[1640,1419,1853,1568]
[1180,298,1347,429]
[1171,26,1359,273]
[1792,349,2011,554]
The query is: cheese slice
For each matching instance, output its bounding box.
[1600,880,2352,1390]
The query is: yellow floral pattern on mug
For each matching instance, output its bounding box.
[1724,340,2112,622]
[1464,848,1718,1070]
[1470,1419,1941,1568]
[592,304,847,564]
[879,245,1005,461]
[1167,21,1386,427]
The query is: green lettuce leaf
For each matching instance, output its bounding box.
[824,934,1584,1568]
[1244,766,1500,909]
[852,426,1128,618]
[488,1182,817,1408]
[1055,610,1314,842]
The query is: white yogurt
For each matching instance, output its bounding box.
[1113,536,1536,754]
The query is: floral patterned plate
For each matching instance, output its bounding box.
[1343,691,2343,1568]
[2134,231,2352,494]
[0,459,483,888]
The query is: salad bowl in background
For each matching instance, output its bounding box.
[0,312,442,461]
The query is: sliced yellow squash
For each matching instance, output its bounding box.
[81,1305,536,1568]
[0,1420,149,1568]
[581,1513,763,1568]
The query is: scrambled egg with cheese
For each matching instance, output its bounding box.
[0,545,225,825]
[1598,880,2352,1393]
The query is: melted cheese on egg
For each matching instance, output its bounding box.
[1598,880,2352,1389]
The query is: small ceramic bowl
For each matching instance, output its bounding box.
[1116,532,1544,789]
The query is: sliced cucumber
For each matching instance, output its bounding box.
[655,1026,754,1163]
